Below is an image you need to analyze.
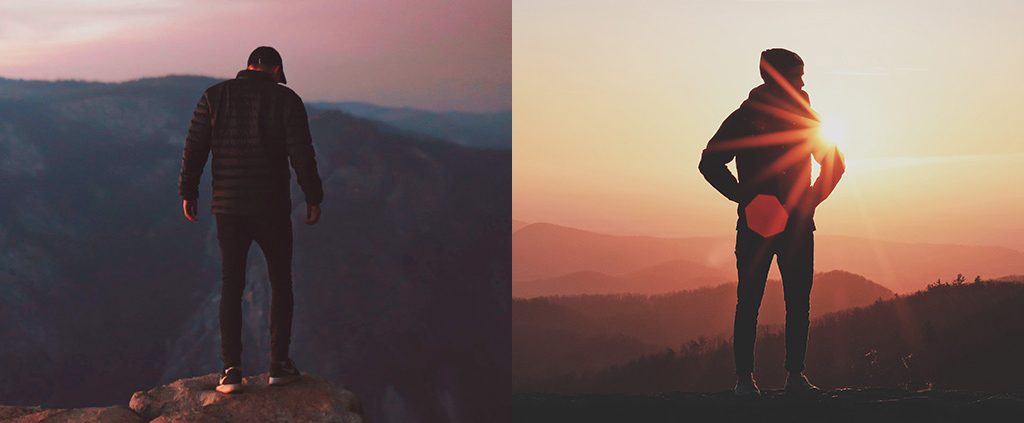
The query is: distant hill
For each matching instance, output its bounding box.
[512,259,730,298]
[513,271,894,387]
[524,280,1024,394]
[512,221,1024,293]
[311,101,511,149]
[814,235,1024,293]
[513,219,530,233]
[512,222,727,281]
[0,76,507,150]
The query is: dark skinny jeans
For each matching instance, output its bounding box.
[215,212,294,368]
[733,225,813,376]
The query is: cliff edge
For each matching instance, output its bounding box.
[1,373,362,423]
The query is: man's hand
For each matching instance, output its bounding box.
[305,203,321,225]
[183,199,198,222]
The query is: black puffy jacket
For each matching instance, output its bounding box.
[178,70,323,216]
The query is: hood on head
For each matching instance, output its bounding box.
[741,83,815,121]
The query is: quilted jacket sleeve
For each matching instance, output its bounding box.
[284,93,324,206]
[178,92,213,201]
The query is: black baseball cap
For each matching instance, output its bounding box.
[247,46,287,84]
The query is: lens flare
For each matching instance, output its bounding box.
[816,113,847,149]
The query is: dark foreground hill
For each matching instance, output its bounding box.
[514,270,893,388]
[1,372,362,422]
[513,388,1024,423]
[512,258,731,298]
[0,75,508,422]
[524,281,1024,395]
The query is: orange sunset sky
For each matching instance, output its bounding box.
[513,0,1024,250]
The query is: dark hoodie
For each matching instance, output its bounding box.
[698,84,845,231]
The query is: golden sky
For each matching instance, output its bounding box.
[514,0,1024,249]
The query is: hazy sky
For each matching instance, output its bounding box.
[514,0,1024,249]
[0,0,510,112]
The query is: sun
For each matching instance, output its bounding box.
[814,112,847,150]
[806,111,847,158]
[808,112,849,179]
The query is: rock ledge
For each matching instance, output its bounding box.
[1,373,362,423]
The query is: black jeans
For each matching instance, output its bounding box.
[733,225,813,375]
[215,212,294,368]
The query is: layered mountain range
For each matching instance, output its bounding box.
[524,280,1024,395]
[513,221,1024,294]
[514,270,893,388]
[0,75,509,423]
[311,101,511,150]
[511,220,1024,396]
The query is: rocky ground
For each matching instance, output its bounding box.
[1,373,362,423]
[513,388,1024,423]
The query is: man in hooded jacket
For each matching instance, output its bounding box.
[698,48,845,398]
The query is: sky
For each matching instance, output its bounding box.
[513,0,1024,250]
[0,0,511,112]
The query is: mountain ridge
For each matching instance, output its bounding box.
[1,74,506,150]
[513,258,731,298]
[523,279,1024,395]
[311,101,511,150]
[513,220,1024,293]
[514,270,894,387]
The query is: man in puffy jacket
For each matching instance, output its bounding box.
[698,48,845,398]
[178,46,324,394]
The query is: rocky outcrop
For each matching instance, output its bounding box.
[0,373,362,423]
[129,373,362,422]
[0,405,142,423]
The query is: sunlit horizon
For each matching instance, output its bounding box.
[514,0,1024,250]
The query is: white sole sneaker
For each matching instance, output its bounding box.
[268,375,300,386]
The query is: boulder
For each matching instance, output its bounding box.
[129,373,362,423]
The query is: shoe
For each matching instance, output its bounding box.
[269,358,301,386]
[784,372,821,394]
[216,366,243,394]
[734,375,761,399]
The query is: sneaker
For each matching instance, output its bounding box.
[734,375,761,399]
[216,366,243,394]
[269,358,301,386]
[784,372,821,394]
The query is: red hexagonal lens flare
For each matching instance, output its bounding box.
[744,194,788,238]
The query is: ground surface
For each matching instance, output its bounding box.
[513,388,1024,423]
[0,373,362,423]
